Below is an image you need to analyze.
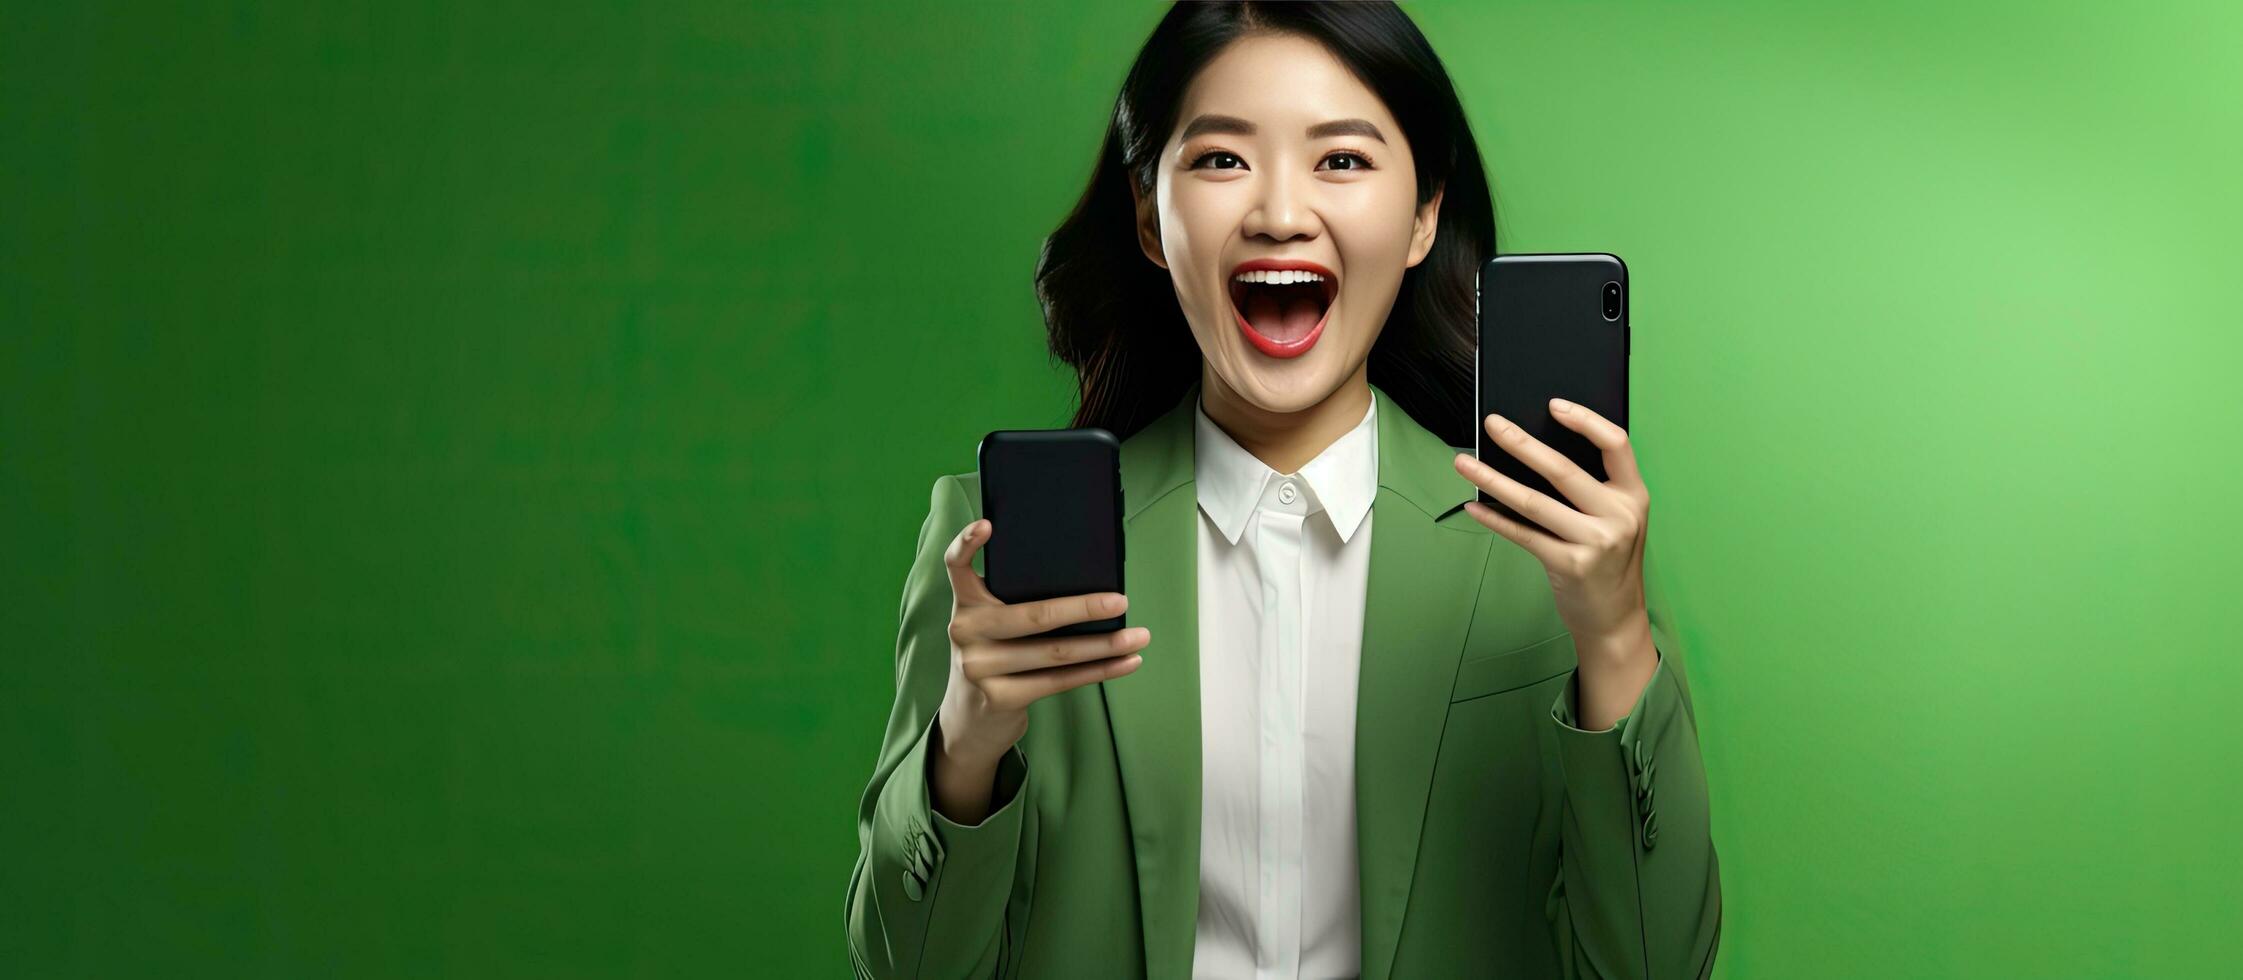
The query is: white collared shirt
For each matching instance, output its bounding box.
[1191,391,1377,980]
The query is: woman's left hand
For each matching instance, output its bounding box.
[1451,398,1655,669]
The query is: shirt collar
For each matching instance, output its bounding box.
[1193,390,1378,546]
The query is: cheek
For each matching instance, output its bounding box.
[1160,183,1232,264]
[1334,192,1421,267]
[1327,197,1421,350]
[1161,190,1241,312]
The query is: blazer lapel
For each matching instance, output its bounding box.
[1102,384,1202,979]
[1356,384,1495,980]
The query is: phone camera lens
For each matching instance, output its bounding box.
[1601,281,1622,321]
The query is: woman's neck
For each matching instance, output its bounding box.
[1198,362,1373,476]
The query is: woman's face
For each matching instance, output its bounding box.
[1135,32,1442,416]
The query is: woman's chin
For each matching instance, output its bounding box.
[1216,339,1351,411]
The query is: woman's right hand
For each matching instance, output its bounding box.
[929,517,1149,824]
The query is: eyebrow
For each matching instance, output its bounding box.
[1177,114,1388,144]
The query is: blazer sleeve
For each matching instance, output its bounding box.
[1542,600,1724,979]
[845,474,1032,980]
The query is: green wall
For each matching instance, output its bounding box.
[5,1,2238,975]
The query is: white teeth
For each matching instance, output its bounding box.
[1232,270,1328,285]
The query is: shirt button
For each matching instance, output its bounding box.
[1279,481,1298,505]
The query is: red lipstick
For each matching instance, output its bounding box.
[1228,258,1338,359]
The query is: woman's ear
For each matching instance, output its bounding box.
[1130,180,1169,270]
[1404,185,1445,268]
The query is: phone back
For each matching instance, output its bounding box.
[1476,253,1630,536]
[975,428,1126,637]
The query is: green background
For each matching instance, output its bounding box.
[5,0,2238,976]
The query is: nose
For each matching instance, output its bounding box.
[1240,164,1320,243]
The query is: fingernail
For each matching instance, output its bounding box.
[1104,594,1127,614]
[1551,398,1572,414]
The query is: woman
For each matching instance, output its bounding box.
[846,3,1720,977]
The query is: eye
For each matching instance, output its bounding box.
[1320,150,1374,171]
[1189,149,1246,170]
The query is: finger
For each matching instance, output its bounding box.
[983,652,1144,709]
[1462,500,1569,566]
[965,627,1152,679]
[1548,397,1644,492]
[982,591,1129,641]
[1453,451,1598,544]
[943,518,1001,607]
[1483,412,1622,516]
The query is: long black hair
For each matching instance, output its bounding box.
[1034,0,1497,447]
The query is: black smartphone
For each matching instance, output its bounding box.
[975,428,1126,637]
[1475,253,1630,538]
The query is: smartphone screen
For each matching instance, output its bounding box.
[975,428,1126,637]
[1475,253,1630,538]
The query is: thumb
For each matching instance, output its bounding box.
[943,518,1001,607]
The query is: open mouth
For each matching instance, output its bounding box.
[1228,262,1337,359]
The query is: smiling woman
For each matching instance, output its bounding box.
[1033,1,1496,451]
[847,3,1721,978]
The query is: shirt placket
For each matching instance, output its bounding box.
[1252,476,1308,980]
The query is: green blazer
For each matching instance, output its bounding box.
[847,381,1721,979]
